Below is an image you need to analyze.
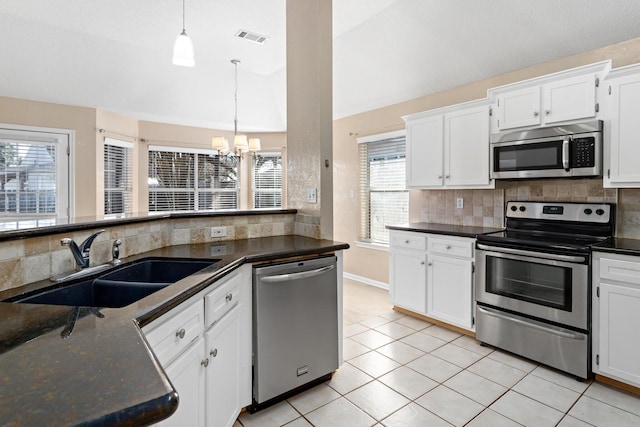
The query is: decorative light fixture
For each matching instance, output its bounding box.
[212,59,261,156]
[172,0,195,67]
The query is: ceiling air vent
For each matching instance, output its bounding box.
[235,29,268,44]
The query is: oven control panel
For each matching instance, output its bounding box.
[506,201,611,223]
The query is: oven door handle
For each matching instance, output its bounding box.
[477,306,585,340]
[476,243,586,263]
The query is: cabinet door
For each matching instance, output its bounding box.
[444,105,490,187]
[389,249,427,313]
[496,87,541,130]
[542,74,596,125]
[156,338,206,427]
[405,115,443,188]
[205,304,241,427]
[607,73,640,185]
[427,254,473,329]
[597,282,640,386]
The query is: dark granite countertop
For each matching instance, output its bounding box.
[593,237,640,257]
[0,235,349,427]
[386,222,504,238]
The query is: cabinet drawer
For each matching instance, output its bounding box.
[145,299,204,367]
[428,237,473,258]
[600,257,640,286]
[389,231,427,251]
[205,272,241,328]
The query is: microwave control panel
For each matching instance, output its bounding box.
[572,137,595,167]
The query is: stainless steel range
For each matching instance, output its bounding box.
[475,201,614,379]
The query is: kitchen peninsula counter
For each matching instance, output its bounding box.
[0,235,349,427]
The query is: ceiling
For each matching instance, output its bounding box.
[2,0,640,132]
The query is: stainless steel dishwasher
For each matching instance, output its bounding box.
[251,255,338,411]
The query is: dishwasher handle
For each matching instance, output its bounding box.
[260,265,335,283]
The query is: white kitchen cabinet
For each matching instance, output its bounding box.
[405,114,443,188]
[404,101,492,189]
[389,231,427,313]
[592,252,640,387]
[427,237,474,329]
[155,338,206,427]
[145,266,252,427]
[389,230,475,330]
[205,304,242,427]
[495,74,597,130]
[603,64,640,187]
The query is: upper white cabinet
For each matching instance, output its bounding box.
[603,63,640,187]
[404,101,492,189]
[490,61,610,132]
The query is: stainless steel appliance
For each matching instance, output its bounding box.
[491,120,602,179]
[475,201,614,378]
[251,255,338,411]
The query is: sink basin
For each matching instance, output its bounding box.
[12,258,219,308]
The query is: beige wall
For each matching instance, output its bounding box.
[0,97,286,216]
[334,36,640,286]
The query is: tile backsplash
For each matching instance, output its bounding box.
[419,178,640,238]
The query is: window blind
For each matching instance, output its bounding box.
[359,135,408,244]
[0,138,58,217]
[148,146,239,212]
[253,152,282,208]
[104,138,133,215]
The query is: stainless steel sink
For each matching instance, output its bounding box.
[11,258,219,308]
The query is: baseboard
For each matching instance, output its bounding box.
[595,374,640,396]
[343,272,389,291]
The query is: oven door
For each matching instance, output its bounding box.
[475,244,589,330]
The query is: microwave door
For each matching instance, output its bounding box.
[492,139,571,179]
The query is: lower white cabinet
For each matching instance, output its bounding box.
[427,254,473,328]
[145,265,252,427]
[592,252,640,387]
[389,230,475,330]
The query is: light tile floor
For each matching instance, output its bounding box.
[237,281,640,427]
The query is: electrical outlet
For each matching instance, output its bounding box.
[307,188,317,203]
[456,197,464,209]
[210,226,227,238]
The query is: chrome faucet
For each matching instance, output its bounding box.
[61,230,105,270]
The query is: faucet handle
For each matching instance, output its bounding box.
[111,239,122,266]
[60,238,74,246]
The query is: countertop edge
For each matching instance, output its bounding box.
[386,223,504,238]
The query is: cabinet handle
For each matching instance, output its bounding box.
[428,262,433,267]
[210,348,218,358]
[201,359,209,368]
[533,111,539,117]
[175,328,186,339]
[545,109,550,115]
[437,175,442,179]
[446,245,452,250]
[445,175,450,179]
[420,261,425,265]
[405,240,410,244]
[225,293,233,302]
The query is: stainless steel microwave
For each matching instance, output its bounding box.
[490,120,602,179]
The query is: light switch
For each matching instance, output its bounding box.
[456,198,464,209]
[307,188,317,203]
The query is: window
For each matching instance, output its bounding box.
[0,125,70,223]
[148,145,239,212]
[358,131,407,245]
[104,138,133,215]
[252,152,282,208]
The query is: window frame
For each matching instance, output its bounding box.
[147,145,240,213]
[103,137,134,216]
[251,151,283,209]
[357,130,407,246]
[0,123,72,224]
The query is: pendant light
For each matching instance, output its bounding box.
[172,0,195,67]
[212,59,261,156]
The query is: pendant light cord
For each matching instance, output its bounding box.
[182,0,186,32]
[232,59,240,135]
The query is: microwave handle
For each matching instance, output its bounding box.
[562,137,570,171]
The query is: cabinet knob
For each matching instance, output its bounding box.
[225,293,233,302]
[445,175,450,179]
[201,358,209,368]
[446,245,452,250]
[175,328,186,339]
[545,110,550,115]
[533,111,539,117]
[438,175,442,179]
[210,348,218,358]
[420,261,425,265]
[405,240,410,244]
[428,262,433,267]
